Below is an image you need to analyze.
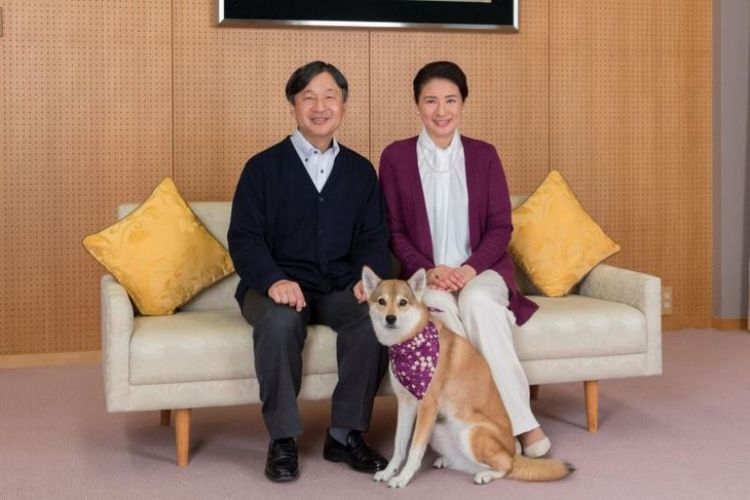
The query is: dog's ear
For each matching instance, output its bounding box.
[407,268,427,300]
[361,266,381,299]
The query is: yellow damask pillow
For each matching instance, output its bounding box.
[83,177,234,315]
[510,170,620,297]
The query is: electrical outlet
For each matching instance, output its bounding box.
[662,286,673,315]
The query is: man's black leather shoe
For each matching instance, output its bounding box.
[265,438,299,482]
[323,430,387,473]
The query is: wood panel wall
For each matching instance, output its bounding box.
[0,0,712,355]
[1,1,173,355]
[550,0,713,329]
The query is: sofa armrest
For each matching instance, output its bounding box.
[579,264,662,375]
[101,274,134,411]
[579,264,660,312]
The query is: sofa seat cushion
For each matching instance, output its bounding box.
[512,295,646,361]
[130,309,337,385]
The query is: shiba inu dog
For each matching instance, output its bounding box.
[362,266,574,488]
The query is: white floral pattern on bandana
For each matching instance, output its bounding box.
[389,320,440,400]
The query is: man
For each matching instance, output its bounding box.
[228,61,391,482]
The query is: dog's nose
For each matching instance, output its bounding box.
[385,315,397,325]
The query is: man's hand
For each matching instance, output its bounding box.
[268,279,306,312]
[353,280,368,303]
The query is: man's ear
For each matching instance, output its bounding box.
[361,266,381,300]
[407,268,427,301]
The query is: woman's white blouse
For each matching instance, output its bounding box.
[417,128,471,268]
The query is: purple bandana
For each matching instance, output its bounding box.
[389,320,440,400]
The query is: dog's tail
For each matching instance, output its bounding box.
[507,455,575,482]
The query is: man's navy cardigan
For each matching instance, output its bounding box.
[228,137,391,305]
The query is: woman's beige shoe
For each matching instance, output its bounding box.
[522,436,552,458]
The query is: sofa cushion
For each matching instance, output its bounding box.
[509,170,620,297]
[512,295,646,360]
[129,309,338,385]
[117,202,238,313]
[85,178,234,315]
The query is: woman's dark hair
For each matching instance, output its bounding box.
[413,61,469,103]
[285,61,349,103]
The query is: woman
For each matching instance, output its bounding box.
[378,61,550,457]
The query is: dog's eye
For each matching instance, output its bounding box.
[398,299,408,307]
[377,298,386,306]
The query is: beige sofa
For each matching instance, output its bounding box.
[101,201,662,466]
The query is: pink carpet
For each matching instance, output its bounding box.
[1,328,749,499]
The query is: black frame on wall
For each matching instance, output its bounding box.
[218,1,519,32]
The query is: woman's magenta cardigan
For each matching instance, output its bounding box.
[378,135,538,326]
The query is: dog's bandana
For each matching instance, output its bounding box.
[389,319,440,400]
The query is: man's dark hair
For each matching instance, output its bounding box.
[285,61,349,104]
[413,61,469,103]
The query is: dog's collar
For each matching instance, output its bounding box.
[389,320,440,400]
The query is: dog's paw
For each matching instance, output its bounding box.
[374,467,397,483]
[473,470,505,485]
[473,471,493,485]
[432,456,446,469]
[387,472,414,488]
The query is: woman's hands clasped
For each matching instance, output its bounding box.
[426,264,477,292]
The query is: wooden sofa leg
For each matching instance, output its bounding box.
[584,380,599,432]
[160,410,171,427]
[530,385,539,400]
[175,409,192,467]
